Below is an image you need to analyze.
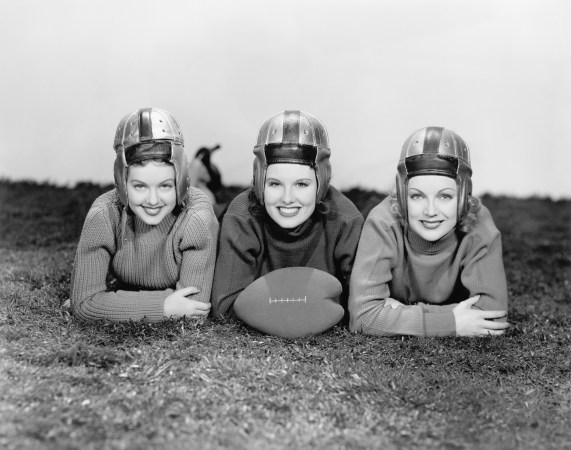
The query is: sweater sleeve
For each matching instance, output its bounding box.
[348,203,456,337]
[70,201,167,322]
[176,201,219,305]
[211,210,263,317]
[334,212,364,302]
[459,207,508,315]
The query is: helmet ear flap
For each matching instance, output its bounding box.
[458,176,472,223]
[395,163,408,222]
[315,145,331,203]
[170,143,190,205]
[252,145,267,204]
[114,150,129,206]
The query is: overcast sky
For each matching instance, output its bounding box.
[0,0,569,198]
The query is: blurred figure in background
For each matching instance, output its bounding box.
[189,144,222,206]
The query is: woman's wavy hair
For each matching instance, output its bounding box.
[128,157,172,169]
[389,186,481,234]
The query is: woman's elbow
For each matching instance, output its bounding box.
[348,308,372,334]
[70,295,99,322]
[70,302,91,322]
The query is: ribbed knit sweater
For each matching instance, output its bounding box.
[348,197,508,337]
[70,188,218,322]
[211,187,364,317]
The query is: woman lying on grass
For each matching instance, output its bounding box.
[349,127,509,337]
[70,108,218,322]
[211,110,364,336]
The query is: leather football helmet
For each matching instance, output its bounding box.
[252,110,331,204]
[113,108,190,206]
[396,127,473,222]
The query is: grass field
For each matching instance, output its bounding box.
[0,180,570,450]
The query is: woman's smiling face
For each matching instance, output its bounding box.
[407,175,458,241]
[263,163,317,229]
[127,161,177,226]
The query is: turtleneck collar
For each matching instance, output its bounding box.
[132,211,178,235]
[406,226,459,255]
[264,210,320,243]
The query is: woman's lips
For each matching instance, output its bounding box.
[278,207,300,217]
[143,206,162,216]
[420,220,442,229]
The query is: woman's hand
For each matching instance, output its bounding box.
[384,298,405,309]
[164,286,211,319]
[453,295,509,336]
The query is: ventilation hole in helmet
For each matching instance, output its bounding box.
[303,129,308,135]
[272,129,277,135]
[445,141,450,147]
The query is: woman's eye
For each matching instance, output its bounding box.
[296,182,309,188]
[440,193,454,200]
[267,181,280,187]
[133,184,146,190]
[161,184,174,190]
[409,193,421,200]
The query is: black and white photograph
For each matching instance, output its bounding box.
[1,1,569,448]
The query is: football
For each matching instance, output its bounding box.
[234,267,344,338]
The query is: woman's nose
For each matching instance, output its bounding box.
[424,200,437,216]
[147,189,159,205]
[282,186,293,203]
